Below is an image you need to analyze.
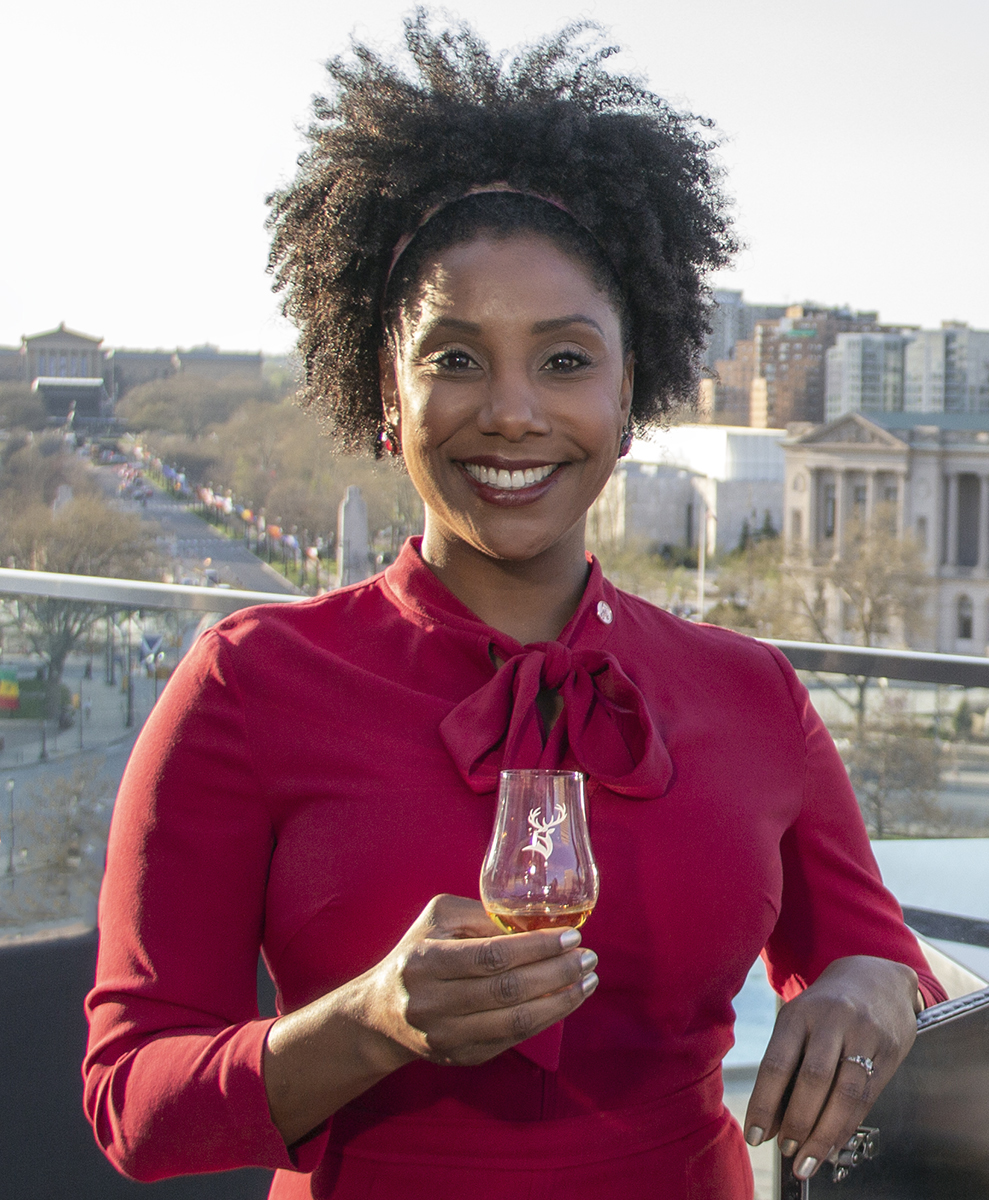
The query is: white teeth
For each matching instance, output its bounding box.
[464,462,557,490]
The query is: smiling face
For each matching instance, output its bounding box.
[382,233,632,571]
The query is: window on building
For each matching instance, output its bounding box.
[823,484,836,538]
[791,510,802,543]
[916,516,928,550]
[853,484,867,510]
[958,474,981,567]
[958,595,974,641]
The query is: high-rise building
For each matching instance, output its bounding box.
[754,304,884,427]
[698,338,757,425]
[825,332,909,421]
[702,291,786,372]
[904,323,989,414]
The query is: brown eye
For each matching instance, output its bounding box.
[433,350,477,371]
[544,351,592,372]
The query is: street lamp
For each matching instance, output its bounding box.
[124,612,134,729]
[5,778,14,882]
[147,650,166,704]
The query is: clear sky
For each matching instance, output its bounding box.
[2,0,987,356]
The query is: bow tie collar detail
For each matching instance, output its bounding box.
[439,640,673,799]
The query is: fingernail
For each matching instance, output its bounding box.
[745,1126,764,1147]
[580,971,599,995]
[559,929,581,950]
[780,1139,799,1157]
[579,950,598,973]
[795,1157,818,1180]
[826,1146,839,1165]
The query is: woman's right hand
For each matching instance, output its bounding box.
[365,893,598,1065]
[263,894,598,1145]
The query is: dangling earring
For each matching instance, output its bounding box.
[378,419,401,458]
[618,424,633,458]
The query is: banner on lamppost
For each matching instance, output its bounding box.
[0,668,19,712]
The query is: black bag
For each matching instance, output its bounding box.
[778,910,989,1199]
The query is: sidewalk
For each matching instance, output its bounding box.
[0,656,152,772]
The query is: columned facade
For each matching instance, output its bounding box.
[784,412,989,653]
[980,475,989,571]
[945,473,960,567]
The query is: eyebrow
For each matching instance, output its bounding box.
[416,314,606,340]
[531,315,606,336]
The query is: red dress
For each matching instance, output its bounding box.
[84,539,944,1198]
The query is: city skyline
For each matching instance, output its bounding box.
[3,0,987,356]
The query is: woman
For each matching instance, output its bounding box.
[84,15,944,1198]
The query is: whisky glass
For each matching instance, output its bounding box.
[480,769,599,934]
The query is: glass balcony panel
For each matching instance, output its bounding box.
[0,574,293,936]
[3,573,988,1200]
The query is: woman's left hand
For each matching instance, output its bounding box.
[743,955,921,1181]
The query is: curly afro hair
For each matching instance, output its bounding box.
[267,9,737,454]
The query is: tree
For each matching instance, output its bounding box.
[840,693,948,838]
[0,382,47,431]
[791,506,930,735]
[824,507,929,649]
[954,696,974,741]
[0,495,157,719]
[117,373,283,439]
[704,536,806,636]
[0,432,82,508]
[140,396,425,567]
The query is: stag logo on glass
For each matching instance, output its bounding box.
[522,803,566,860]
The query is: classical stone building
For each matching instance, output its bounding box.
[590,425,786,557]
[19,324,110,423]
[783,411,989,653]
[104,348,177,396]
[22,322,106,382]
[1,324,267,425]
[175,344,261,380]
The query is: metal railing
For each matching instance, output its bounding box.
[3,567,989,687]
[767,638,989,689]
[0,566,298,616]
[2,567,986,1200]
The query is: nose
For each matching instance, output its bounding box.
[476,367,551,442]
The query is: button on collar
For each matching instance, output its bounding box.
[596,600,613,625]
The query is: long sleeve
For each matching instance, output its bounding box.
[83,629,328,1181]
[760,645,946,1009]
[82,546,950,1197]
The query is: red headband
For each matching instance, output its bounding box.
[382,182,595,299]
